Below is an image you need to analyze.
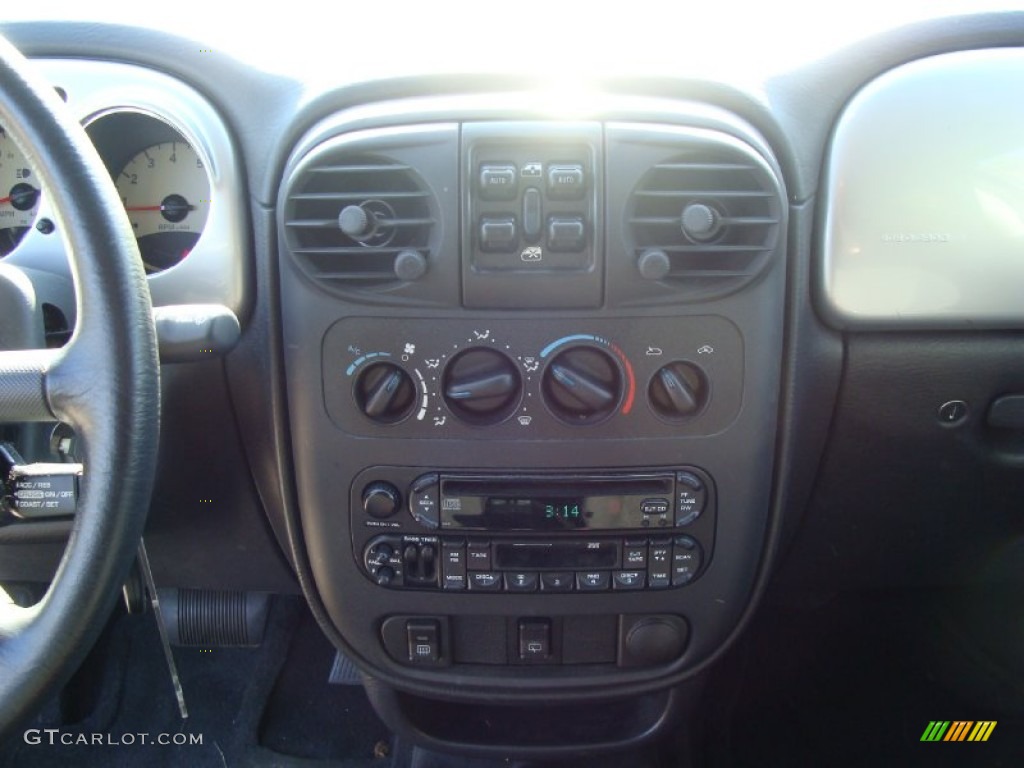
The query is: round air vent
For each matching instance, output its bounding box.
[627,143,783,300]
[283,152,435,293]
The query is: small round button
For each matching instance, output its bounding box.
[374,566,395,586]
[362,482,401,519]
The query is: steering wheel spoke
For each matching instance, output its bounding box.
[0,35,160,738]
[0,348,60,423]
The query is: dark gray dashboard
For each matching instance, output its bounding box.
[2,9,1024,756]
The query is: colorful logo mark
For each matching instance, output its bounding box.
[920,721,996,742]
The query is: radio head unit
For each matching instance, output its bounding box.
[350,467,716,594]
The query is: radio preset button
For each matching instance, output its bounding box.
[676,471,707,526]
[467,540,492,570]
[577,571,610,591]
[506,572,539,592]
[469,572,501,591]
[672,536,702,585]
[613,570,646,590]
[541,572,574,592]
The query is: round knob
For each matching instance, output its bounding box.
[648,362,708,421]
[681,202,720,241]
[362,482,401,519]
[442,348,522,425]
[541,346,622,425]
[338,204,372,238]
[368,542,394,565]
[394,249,428,281]
[637,248,671,281]
[374,566,395,587]
[354,362,415,424]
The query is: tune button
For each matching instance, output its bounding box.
[676,472,707,526]
[408,473,440,529]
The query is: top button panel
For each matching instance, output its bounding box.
[462,122,602,309]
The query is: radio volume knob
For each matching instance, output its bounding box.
[363,482,401,519]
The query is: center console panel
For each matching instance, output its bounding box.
[276,96,787,707]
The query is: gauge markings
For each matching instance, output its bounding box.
[0,125,42,255]
[115,140,210,272]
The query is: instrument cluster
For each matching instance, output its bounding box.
[0,59,249,316]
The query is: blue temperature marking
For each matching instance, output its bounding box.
[345,351,391,376]
[540,334,603,358]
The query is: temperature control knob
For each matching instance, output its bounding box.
[442,348,521,425]
[354,362,415,424]
[541,346,622,425]
[648,362,708,420]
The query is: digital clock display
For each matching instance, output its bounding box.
[436,474,676,531]
[479,497,590,530]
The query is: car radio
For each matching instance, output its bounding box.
[351,467,716,592]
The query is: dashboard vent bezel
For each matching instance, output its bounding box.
[284,156,435,291]
[610,124,785,306]
[280,124,459,306]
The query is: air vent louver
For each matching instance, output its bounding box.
[284,155,435,292]
[627,147,782,298]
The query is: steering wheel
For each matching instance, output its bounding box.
[0,37,160,738]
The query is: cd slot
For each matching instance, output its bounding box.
[495,541,619,570]
[442,474,673,498]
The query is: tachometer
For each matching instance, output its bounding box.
[0,124,42,256]
[115,140,210,272]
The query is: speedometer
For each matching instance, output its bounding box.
[115,140,210,272]
[0,124,42,256]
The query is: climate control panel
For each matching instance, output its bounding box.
[323,316,742,439]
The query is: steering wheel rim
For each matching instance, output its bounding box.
[0,37,159,738]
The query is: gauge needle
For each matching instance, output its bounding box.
[125,204,196,211]
[0,196,11,205]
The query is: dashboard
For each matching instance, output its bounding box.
[2,7,1024,760]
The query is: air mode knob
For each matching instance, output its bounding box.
[541,346,622,425]
[354,362,415,424]
[442,348,522,425]
[648,362,708,420]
